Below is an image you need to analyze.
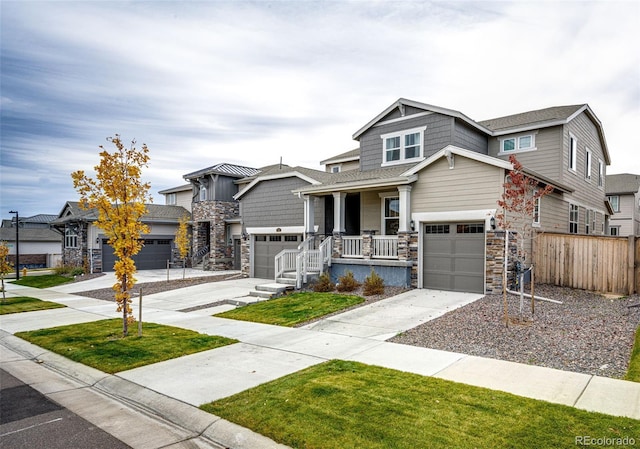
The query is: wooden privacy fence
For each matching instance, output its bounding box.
[533,233,639,295]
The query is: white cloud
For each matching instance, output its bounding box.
[1,0,639,217]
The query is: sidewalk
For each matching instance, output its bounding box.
[2,277,639,448]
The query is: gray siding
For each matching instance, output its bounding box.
[359,113,456,171]
[213,175,239,201]
[453,119,488,154]
[488,125,563,181]
[241,177,325,233]
[560,113,608,212]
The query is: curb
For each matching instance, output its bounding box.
[0,331,289,449]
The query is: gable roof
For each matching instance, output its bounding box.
[183,162,260,180]
[352,98,492,140]
[52,202,189,226]
[158,184,191,194]
[234,165,331,200]
[605,173,640,195]
[320,148,360,165]
[479,104,611,165]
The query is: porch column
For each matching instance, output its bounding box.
[333,192,346,234]
[397,185,412,233]
[303,195,315,236]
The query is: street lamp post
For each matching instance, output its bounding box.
[9,210,19,280]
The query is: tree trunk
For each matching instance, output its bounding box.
[122,273,128,337]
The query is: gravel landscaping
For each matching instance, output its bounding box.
[391,285,640,379]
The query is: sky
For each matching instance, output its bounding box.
[1,0,639,219]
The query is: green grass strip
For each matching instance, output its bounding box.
[0,296,66,314]
[16,318,237,373]
[627,326,640,382]
[202,360,639,449]
[215,292,364,326]
[12,274,75,288]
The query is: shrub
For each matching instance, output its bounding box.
[312,272,335,292]
[336,270,360,292]
[363,270,385,296]
[54,263,83,277]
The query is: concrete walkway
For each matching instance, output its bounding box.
[2,274,639,449]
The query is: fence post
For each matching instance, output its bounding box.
[629,235,636,295]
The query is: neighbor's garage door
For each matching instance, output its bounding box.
[102,238,173,271]
[423,223,485,293]
[253,234,301,279]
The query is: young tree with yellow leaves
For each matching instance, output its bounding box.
[174,214,191,278]
[72,135,151,336]
[0,241,13,301]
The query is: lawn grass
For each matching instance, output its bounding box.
[201,360,639,449]
[0,296,66,314]
[12,274,75,288]
[15,318,238,373]
[627,326,640,382]
[214,292,364,326]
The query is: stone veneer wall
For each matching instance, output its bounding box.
[485,230,518,294]
[397,231,418,288]
[192,200,239,270]
[241,234,250,276]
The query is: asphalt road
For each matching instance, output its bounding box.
[0,369,131,449]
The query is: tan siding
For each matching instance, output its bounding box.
[412,156,504,212]
[361,191,382,232]
[176,191,192,212]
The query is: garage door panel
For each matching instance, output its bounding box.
[253,235,301,279]
[423,223,484,294]
[102,238,172,271]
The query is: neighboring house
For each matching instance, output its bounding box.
[233,98,611,294]
[320,148,361,173]
[605,173,640,236]
[158,184,193,211]
[0,214,61,268]
[51,202,189,273]
[182,163,260,270]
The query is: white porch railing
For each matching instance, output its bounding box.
[275,249,298,281]
[342,236,363,258]
[373,236,398,259]
[319,236,332,267]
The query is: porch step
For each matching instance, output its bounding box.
[249,283,294,299]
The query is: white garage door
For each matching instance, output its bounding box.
[253,234,302,279]
[422,223,485,293]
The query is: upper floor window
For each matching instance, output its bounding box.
[568,134,577,172]
[585,148,592,180]
[598,159,604,187]
[166,193,177,205]
[569,204,579,234]
[199,185,207,201]
[65,228,78,248]
[607,195,620,212]
[331,165,341,173]
[499,134,536,154]
[381,126,426,166]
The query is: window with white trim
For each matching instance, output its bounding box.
[585,209,591,234]
[568,134,577,172]
[381,127,426,166]
[610,226,620,236]
[500,134,536,153]
[65,228,78,248]
[607,195,620,212]
[533,197,541,226]
[569,204,579,234]
[331,165,341,173]
[383,196,400,235]
[166,193,177,205]
[598,159,604,187]
[585,148,592,180]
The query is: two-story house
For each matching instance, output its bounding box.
[0,214,61,269]
[606,173,640,236]
[182,163,260,270]
[234,98,611,294]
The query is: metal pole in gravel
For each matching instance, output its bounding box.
[138,288,143,337]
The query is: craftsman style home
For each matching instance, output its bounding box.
[231,98,611,294]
